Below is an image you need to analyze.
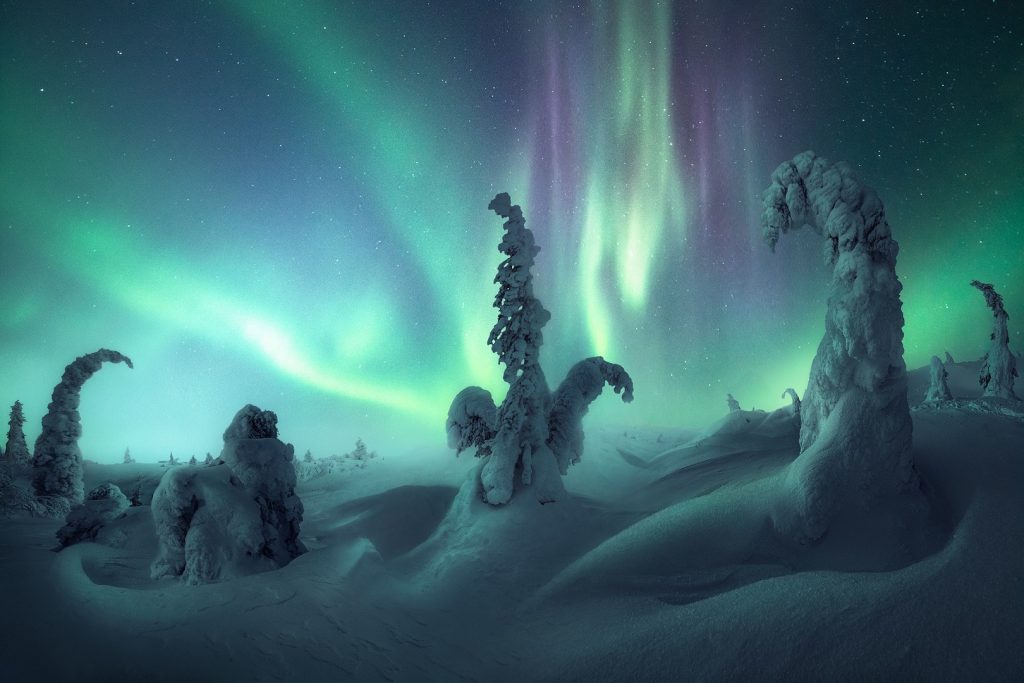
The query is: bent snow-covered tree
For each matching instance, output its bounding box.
[447,193,633,505]
[970,280,1018,400]
[5,400,31,465]
[726,394,741,412]
[762,151,919,541]
[782,388,801,416]
[924,356,953,403]
[32,349,134,506]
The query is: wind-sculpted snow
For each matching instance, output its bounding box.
[151,404,305,584]
[762,151,919,540]
[32,349,133,506]
[449,195,634,505]
[971,280,1018,400]
[548,358,634,474]
[924,356,953,403]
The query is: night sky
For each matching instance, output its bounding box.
[1,1,1021,463]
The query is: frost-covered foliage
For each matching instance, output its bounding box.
[924,356,954,403]
[56,483,130,548]
[123,447,134,465]
[32,349,134,506]
[782,388,801,415]
[446,387,497,456]
[204,452,214,466]
[5,401,30,464]
[726,394,741,412]
[548,358,633,474]
[971,280,1018,400]
[188,455,197,466]
[347,438,375,462]
[151,404,305,585]
[448,194,633,505]
[762,151,918,541]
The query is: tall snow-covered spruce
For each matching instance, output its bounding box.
[970,280,1018,400]
[447,193,633,505]
[761,151,921,541]
[4,400,31,464]
[32,349,134,506]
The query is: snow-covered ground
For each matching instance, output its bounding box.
[1,383,1022,680]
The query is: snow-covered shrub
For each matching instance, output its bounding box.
[188,455,197,466]
[726,394,741,412]
[203,452,214,466]
[4,401,31,464]
[123,447,134,464]
[56,483,130,548]
[971,280,1018,400]
[924,356,953,403]
[762,151,919,541]
[151,404,305,584]
[32,349,134,506]
[447,194,634,505]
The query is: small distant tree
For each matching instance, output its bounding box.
[944,351,955,365]
[5,400,31,464]
[303,449,314,463]
[188,455,197,466]
[204,452,214,466]
[971,280,1018,400]
[924,356,953,403]
[168,452,176,466]
[347,439,375,461]
[726,394,741,412]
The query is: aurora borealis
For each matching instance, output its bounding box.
[1,1,1021,463]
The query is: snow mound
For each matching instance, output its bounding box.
[57,483,130,548]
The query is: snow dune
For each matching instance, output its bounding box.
[1,401,1022,680]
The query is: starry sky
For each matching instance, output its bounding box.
[1,0,1021,463]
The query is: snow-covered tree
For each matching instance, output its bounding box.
[167,452,176,466]
[971,280,1018,400]
[726,394,741,412]
[204,452,214,466]
[32,349,134,506]
[762,151,918,541]
[123,447,134,464]
[151,404,305,584]
[944,351,955,365]
[303,449,313,463]
[188,455,197,466]
[5,400,30,464]
[924,355,953,403]
[447,194,634,505]
[782,388,801,415]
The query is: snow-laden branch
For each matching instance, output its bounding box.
[548,357,634,474]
